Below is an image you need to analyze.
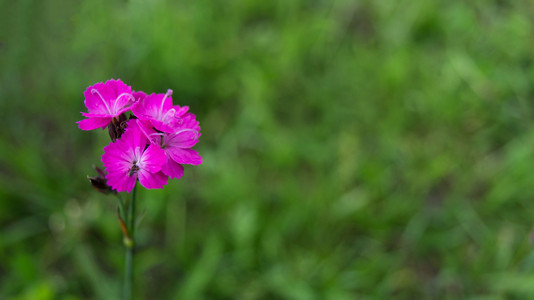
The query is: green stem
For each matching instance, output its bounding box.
[123,183,137,300]
[117,193,126,221]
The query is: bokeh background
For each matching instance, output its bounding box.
[2,0,534,299]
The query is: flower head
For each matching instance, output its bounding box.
[137,112,202,179]
[132,89,189,133]
[102,120,168,192]
[79,80,202,192]
[77,79,138,131]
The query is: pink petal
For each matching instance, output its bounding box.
[161,158,184,179]
[77,116,111,130]
[113,95,136,115]
[138,170,168,189]
[173,105,189,118]
[132,93,166,119]
[119,120,148,151]
[81,112,109,118]
[166,130,199,149]
[83,79,133,117]
[149,119,177,133]
[146,93,173,115]
[105,79,132,97]
[104,80,133,113]
[167,148,202,165]
[83,82,111,115]
[102,155,131,172]
[133,91,147,102]
[130,91,147,113]
[102,131,139,192]
[102,139,134,165]
[140,144,166,173]
[107,170,137,192]
[132,91,178,133]
[177,113,200,131]
[136,120,162,145]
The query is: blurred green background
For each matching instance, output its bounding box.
[2,0,534,299]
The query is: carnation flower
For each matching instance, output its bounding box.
[137,112,202,179]
[102,120,168,192]
[77,79,138,131]
[131,89,189,133]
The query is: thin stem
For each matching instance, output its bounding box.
[117,193,126,221]
[129,184,137,244]
[123,183,137,300]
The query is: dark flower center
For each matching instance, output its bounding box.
[128,163,140,177]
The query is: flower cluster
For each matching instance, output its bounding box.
[78,79,202,192]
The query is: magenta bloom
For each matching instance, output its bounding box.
[78,79,202,191]
[132,89,189,133]
[163,113,202,166]
[77,79,138,130]
[137,113,202,179]
[102,120,168,192]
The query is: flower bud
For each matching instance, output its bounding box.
[108,113,128,142]
[87,165,115,194]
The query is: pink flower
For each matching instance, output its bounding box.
[137,113,202,179]
[77,79,138,130]
[78,80,202,191]
[132,89,189,133]
[132,90,147,103]
[102,120,168,192]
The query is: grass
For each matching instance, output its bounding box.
[2,0,534,299]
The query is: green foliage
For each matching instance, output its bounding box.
[2,0,534,298]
